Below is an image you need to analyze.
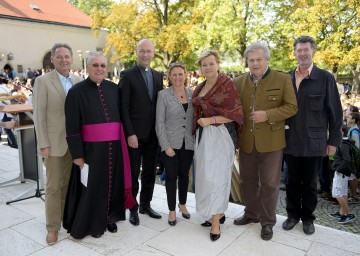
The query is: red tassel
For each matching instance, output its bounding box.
[124,189,136,209]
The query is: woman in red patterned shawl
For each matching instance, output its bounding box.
[192,50,244,241]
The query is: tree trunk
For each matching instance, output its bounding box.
[352,62,360,94]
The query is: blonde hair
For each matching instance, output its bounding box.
[196,50,221,67]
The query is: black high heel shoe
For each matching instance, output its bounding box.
[210,226,221,241]
[178,204,190,219]
[168,218,177,226]
[201,215,226,227]
[168,211,177,226]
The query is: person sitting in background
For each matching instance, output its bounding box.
[0,75,18,149]
[155,62,194,226]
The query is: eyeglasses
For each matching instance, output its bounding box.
[247,58,265,64]
[91,63,107,68]
[138,49,153,54]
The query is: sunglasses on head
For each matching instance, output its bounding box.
[169,62,185,68]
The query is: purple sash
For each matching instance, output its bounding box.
[81,123,121,142]
[81,122,136,209]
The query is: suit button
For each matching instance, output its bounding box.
[250,129,253,132]
[182,126,185,128]
[183,117,186,120]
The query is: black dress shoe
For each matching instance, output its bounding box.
[233,214,259,225]
[261,224,273,240]
[302,221,315,235]
[129,211,140,226]
[139,207,162,219]
[201,215,226,227]
[210,227,221,241]
[107,223,117,233]
[91,234,102,238]
[282,217,299,231]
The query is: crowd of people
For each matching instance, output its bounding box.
[1,35,359,245]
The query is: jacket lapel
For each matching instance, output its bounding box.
[50,70,66,101]
[135,66,152,101]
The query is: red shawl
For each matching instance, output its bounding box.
[192,75,244,134]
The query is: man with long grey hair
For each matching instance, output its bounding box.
[233,42,298,240]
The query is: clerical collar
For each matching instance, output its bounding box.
[86,77,102,87]
[137,64,150,72]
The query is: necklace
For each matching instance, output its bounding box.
[174,88,186,99]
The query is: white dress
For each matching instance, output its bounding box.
[195,124,235,218]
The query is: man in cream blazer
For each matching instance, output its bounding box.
[33,43,83,245]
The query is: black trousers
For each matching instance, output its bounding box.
[128,131,158,209]
[284,154,322,222]
[161,142,194,211]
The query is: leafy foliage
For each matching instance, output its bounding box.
[86,0,359,87]
[67,0,112,15]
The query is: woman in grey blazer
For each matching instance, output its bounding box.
[155,63,194,226]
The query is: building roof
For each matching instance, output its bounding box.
[0,0,91,28]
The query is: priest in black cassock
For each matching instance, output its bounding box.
[63,51,136,239]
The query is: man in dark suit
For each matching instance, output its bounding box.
[119,39,163,225]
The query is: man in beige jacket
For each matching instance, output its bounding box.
[33,43,83,245]
[233,42,297,240]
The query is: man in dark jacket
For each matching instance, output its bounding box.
[119,39,163,226]
[282,36,343,235]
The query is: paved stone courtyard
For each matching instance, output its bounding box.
[156,171,360,235]
[276,190,360,234]
[1,142,360,255]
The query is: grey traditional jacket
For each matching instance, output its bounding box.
[155,87,194,151]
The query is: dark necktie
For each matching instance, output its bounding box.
[145,68,154,99]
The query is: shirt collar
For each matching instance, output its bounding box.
[55,70,71,81]
[249,67,270,82]
[295,63,313,77]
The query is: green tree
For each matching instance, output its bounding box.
[92,0,199,70]
[290,0,359,72]
[268,0,360,91]
[67,0,112,15]
[189,0,266,72]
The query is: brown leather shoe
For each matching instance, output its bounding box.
[233,214,260,225]
[46,230,58,245]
